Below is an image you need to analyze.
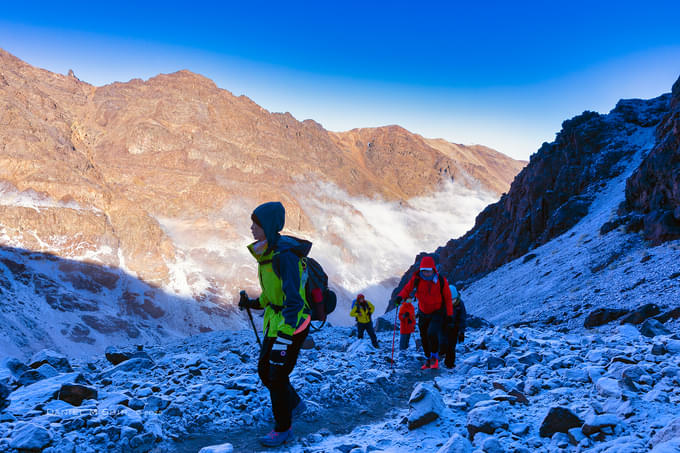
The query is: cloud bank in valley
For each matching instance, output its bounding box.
[153,180,496,327]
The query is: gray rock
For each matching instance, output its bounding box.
[582,413,621,436]
[482,436,504,453]
[8,372,88,413]
[9,422,53,450]
[2,357,29,378]
[117,406,144,430]
[105,346,131,365]
[651,417,680,447]
[641,319,672,337]
[596,377,622,399]
[374,315,394,332]
[98,358,154,379]
[29,350,73,373]
[144,396,171,412]
[17,369,49,386]
[436,434,473,453]
[467,403,509,439]
[408,383,445,430]
[517,352,542,365]
[57,384,98,406]
[463,393,492,408]
[652,343,669,355]
[130,432,155,452]
[539,406,583,437]
[199,443,234,453]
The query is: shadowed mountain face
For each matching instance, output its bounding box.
[403,77,678,289]
[0,48,525,353]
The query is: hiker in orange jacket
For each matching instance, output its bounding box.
[398,298,416,350]
[395,256,453,369]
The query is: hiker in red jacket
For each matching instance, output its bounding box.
[398,298,416,350]
[395,256,453,369]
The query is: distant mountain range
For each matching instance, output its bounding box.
[0,48,525,357]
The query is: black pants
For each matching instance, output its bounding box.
[444,325,459,368]
[357,321,378,344]
[258,326,309,432]
[418,312,446,358]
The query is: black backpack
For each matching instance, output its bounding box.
[301,257,337,330]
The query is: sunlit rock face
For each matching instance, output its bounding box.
[0,48,524,355]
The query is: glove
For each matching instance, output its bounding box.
[269,332,293,367]
[394,296,403,307]
[238,291,260,310]
[458,331,465,343]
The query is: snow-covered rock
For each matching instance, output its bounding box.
[9,422,53,450]
[466,402,509,439]
[407,382,446,430]
[437,434,473,453]
[199,443,234,453]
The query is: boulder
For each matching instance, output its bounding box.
[582,413,622,436]
[374,315,394,332]
[436,434,473,453]
[408,383,446,430]
[539,406,583,437]
[57,384,98,406]
[28,349,73,373]
[619,304,661,325]
[105,346,132,365]
[466,403,509,439]
[2,357,29,378]
[640,319,672,337]
[596,377,622,399]
[9,422,53,450]
[97,358,155,379]
[7,372,88,413]
[584,308,629,328]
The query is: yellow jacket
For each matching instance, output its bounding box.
[350,301,375,324]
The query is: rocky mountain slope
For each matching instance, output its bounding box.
[393,75,680,329]
[0,48,525,357]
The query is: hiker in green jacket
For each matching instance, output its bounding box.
[238,201,312,447]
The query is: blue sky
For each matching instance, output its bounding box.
[1,1,679,160]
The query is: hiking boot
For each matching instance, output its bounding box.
[430,358,439,369]
[292,399,307,419]
[421,358,431,370]
[259,428,293,447]
[372,341,379,348]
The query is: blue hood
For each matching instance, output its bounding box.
[252,201,286,248]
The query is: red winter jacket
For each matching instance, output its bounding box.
[398,301,416,334]
[398,256,453,316]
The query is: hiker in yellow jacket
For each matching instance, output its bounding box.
[350,294,379,348]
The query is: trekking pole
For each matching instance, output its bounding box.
[240,290,262,348]
[390,301,398,369]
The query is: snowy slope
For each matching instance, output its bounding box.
[461,125,680,332]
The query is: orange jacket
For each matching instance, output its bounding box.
[398,301,416,334]
[398,256,453,316]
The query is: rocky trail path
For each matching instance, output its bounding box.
[166,356,434,453]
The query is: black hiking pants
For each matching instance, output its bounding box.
[444,324,459,368]
[417,311,446,358]
[357,321,378,345]
[258,325,309,432]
